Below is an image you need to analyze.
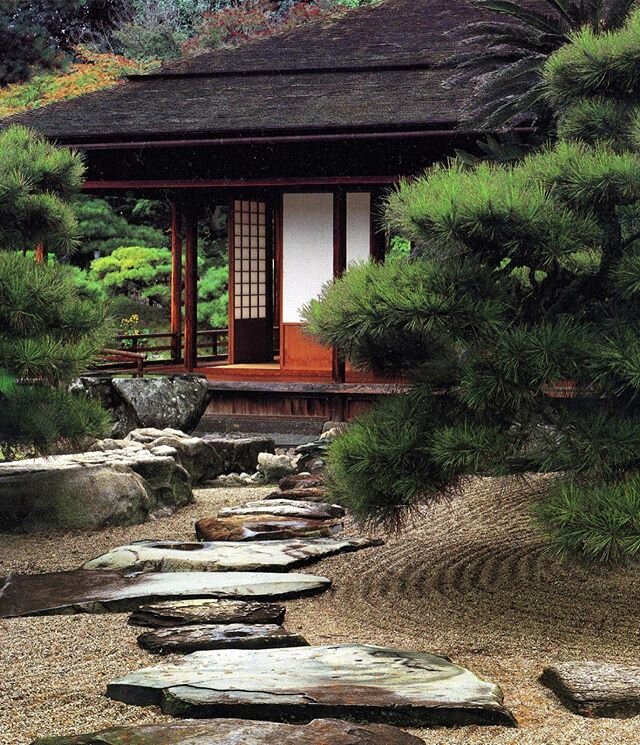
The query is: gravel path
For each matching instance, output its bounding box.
[1,477,638,743]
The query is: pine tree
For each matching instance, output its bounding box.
[305,10,640,563]
[448,0,637,130]
[0,126,112,456]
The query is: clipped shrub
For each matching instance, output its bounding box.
[90,245,172,304]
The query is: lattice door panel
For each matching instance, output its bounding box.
[229,198,273,363]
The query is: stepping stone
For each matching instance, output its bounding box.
[0,570,330,618]
[82,537,381,573]
[279,473,326,491]
[266,488,330,503]
[137,622,308,654]
[195,514,343,541]
[29,718,426,744]
[541,662,640,718]
[107,644,517,727]
[129,598,285,628]
[219,499,345,520]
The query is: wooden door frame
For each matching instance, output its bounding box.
[228,191,277,365]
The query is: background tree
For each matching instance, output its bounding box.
[305,9,640,563]
[0,126,112,456]
[447,0,637,130]
[0,0,123,85]
[75,196,168,265]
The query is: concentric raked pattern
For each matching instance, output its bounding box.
[310,476,640,659]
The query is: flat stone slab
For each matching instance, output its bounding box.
[266,488,330,503]
[129,599,286,628]
[0,570,330,618]
[30,718,426,744]
[195,514,343,541]
[218,499,345,520]
[541,662,640,718]
[137,623,308,654]
[279,473,326,491]
[107,644,516,727]
[82,537,381,573]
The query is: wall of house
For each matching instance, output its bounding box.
[280,191,372,372]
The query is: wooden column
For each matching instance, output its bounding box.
[183,205,198,373]
[169,203,183,363]
[370,189,387,263]
[332,189,347,387]
[34,242,48,264]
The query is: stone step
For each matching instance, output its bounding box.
[81,537,381,573]
[218,499,345,520]
[107,643,517,728]
[195,514,343,541]
[129,598,286,628]
[29,718,426,744]
[0,570,330,618]
[541,662,640,718]
[137,623,308,654]
[279,473,326,491]
[265,488,330,503]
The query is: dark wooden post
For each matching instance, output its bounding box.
[169,202,183,363]
[370,189,387,263]
[183,205,198,373]
[332,189,347,389]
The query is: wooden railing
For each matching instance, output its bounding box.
[94,325,279,375]
[112,329,230,362]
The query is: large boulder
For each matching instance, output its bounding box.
[70,375,208,437]
[257,452,296,482]
[91,428,223,485]
[124,428,223,485]
[124,450,192,511]
[69,377,138,438]
[0,461,150,532]
[112,376,209,432]
[0,447,193,532]
[201,436,275,474]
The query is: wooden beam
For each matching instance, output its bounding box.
[83,175,399,192]
[183,205,198,372]
[170,203,183,363]
[332,189,347,388]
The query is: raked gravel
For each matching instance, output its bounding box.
[1,478,638,744]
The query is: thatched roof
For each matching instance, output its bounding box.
[7,0,492,144]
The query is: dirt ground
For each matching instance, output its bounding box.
[1,476,638,744]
